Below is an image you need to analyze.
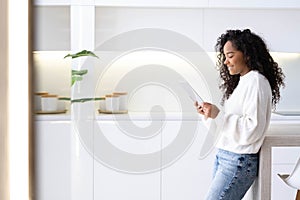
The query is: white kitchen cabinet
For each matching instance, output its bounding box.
[93,120,162,200]
[202,9,300,52]
[34,0,209,7]
[94,7,205,52]
[209,0,300,8]
[272,165,298,200]
[161,120,215,199]
[94,0,209,7]
[34,1,300,53]
[34,0,300,8]
[92,118,217,200]
[35,116,300,200]
[95,7,300,53]
[34,0,71,6]
[33,6,70,51]
[271,147,300,200]
[35,120,71,200]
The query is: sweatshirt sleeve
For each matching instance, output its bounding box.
[213,77,271,146]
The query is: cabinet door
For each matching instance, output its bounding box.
[35,121,71,200]
[161,120,215,200]
[209,0,300,8]
[203,9,300,52]
[272,147,300,200]
[34,6,70,51]
[94,0,208,7]
[272,165,298,200]
[93,120,162,200]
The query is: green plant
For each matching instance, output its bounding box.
[64,50,101,104]
[64,50,98,59]
[64,50,99,86]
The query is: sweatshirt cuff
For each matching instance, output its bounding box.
[214,109,224,127]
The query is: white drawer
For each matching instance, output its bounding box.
[272,164,298,200]
[272,147,300,164]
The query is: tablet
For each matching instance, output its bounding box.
[179,81,204,104]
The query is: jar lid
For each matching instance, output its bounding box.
[41,94,58,98]
[35,91,48,95]
[113,92,127,95]
[105,94,119,98]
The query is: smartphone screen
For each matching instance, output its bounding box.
[179,81,204,104]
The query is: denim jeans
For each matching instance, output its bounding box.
[205,149,258,200]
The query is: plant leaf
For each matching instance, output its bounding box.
[64,50,99,59]
[72,69,88,76]
[71,97,105,103]
[58,97,71,101]
[71,76,83,86]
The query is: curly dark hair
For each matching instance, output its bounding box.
[215,29,285,107]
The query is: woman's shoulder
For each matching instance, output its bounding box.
[244,70,268,83]
[248,71,272,94]
[241,70,271,90]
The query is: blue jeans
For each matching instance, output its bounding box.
[205,149,258,200]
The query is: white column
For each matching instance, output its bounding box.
[70,2,95,200]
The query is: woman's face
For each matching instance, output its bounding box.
[223,41,250,76]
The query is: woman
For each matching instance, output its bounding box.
[195,29,285,200]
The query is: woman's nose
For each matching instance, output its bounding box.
[224,58,228,65]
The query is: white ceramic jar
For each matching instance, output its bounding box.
[105,94,119,112]
[34,91,48,111]
[99,97,106,111]
[112,92,128,111]
[41,94,58,112]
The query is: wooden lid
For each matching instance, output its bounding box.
[113,92,127,95]
[35,91,48,95]
[105,94,119,98]
[41,94,58,98]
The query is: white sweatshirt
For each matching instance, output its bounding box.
[213,70,272,154]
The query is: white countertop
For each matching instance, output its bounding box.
[34,112,300,137]
[34,111,300,122]
[34,111,201,121]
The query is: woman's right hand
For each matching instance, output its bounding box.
[194,101,220,119]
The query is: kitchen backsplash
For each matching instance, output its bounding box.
[33,51,300,112]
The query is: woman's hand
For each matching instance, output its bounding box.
[194,101,220,119]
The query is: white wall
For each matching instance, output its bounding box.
[272,53,300,112]
[33,52,71,97]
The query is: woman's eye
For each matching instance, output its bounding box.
[225,53,233,59]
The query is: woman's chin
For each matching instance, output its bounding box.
[228,71,236,75]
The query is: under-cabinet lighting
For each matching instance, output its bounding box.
[270,52,300,60]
